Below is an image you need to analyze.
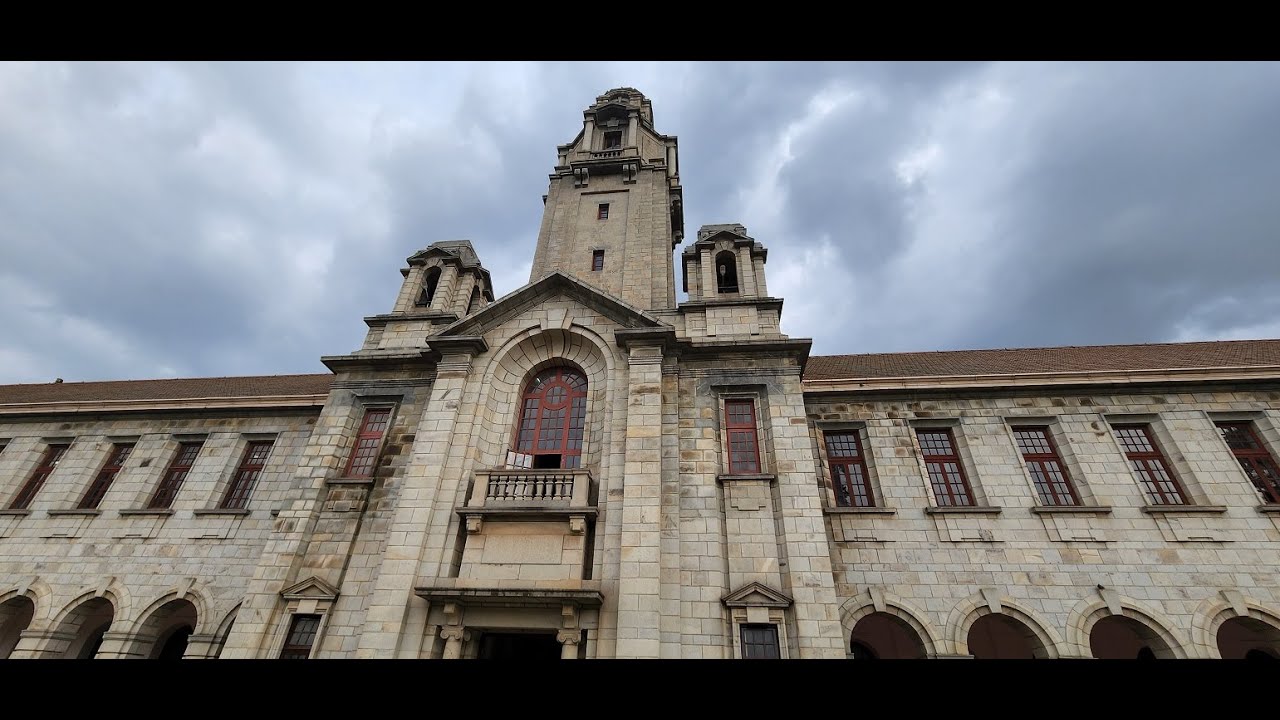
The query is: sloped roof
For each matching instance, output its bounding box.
[803,339,1280,382]
[0,374,333,405]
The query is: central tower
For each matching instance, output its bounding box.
[529,87,684,311]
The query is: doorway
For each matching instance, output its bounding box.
[477,632,562,659]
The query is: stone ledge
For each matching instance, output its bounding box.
[1257,505,1280,514]
[1140,505,1228,515]
[924,506,1003,515]
[1031,505,1114,515]
[716,473,777,484]
[456,506,598,521]
[118,508,175,517]
[0,509,32,516]
[46,509,102,517]
[824,507,897,515]
[327,477,376,487]
[192,508,252,517]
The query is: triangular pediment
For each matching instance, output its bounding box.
[693,229,751,247]
[721,582,793,609]
[436,271,671,338]
[280,576,339,601]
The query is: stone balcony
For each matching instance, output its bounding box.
[460,468,596,532]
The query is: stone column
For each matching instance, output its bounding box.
[440,626,468,659]
[182,633,222,659]
[701,249,716,295]
[737,246,757,297]
[435,264,459,312]
[94,631,149,659]
[395,265,426,313]
[753,256,768,296]
[8,629,73,659]
[627,113,638,148]
[615,344,664,658]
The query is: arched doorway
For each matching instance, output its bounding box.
[514,367,588,470]
[849,612,926,659]
[56,597,115,659]
[968,614,1050,659]
[1217,617,1280,659]
[1090,615,1174,659]
[136,598,199,659]
[0,596,36,658]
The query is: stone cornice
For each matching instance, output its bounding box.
[678,297,784,311]
[0,394,329,417]
[802,365,1280,394]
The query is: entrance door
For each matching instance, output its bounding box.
[478,632,562,659]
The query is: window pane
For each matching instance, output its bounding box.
[740,624,780,659]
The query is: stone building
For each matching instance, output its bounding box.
[2,87,1280,660]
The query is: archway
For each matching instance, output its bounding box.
[968,614,1049,659]
[136,598,199,659]
[715,250,739,294]
[418,266,441,307]
[1090,615,1174,659]
[849,612,926,659]
[1217,617,1280,659]
[0,596,36,658]
[56,597,115,659]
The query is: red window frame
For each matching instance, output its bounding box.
[916,428,975,506]
[149,441,204,509]
[1012,426,1080,507]
[220,440,274,510]
[344,408,391,479]
[79,443,134,509]
[592,249,605,271]
[725,399,761,474]
[825,431,874,507]
[279,614,321,659]
[1216,421,1280,504]
[514,368,588,469]
[1114,424,1187,505]
[9,443,69,510]
[597,203,609,220]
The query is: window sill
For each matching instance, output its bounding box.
[824,507,897,516]
[1257,505,1280,514]
[0,508,32,516]
[1030,505,1114,515]
[47,509,102,517]
[327,476,376,486]
[716,473,776,484]
[1140,505,1228,515]
[925,506,1003,515]
[193,508,252,517]
[118,508,175,517]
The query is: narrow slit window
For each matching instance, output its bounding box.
[9,444,70,510]
[79,443,134,509]
[916,428,974,506]
[1012,426,1080,506]
[725,399,761,474]
[149,441,203,509]
[1216,421,1280,504]
[825,431,874,507]
[279,614,321,659]
[345,408,391,479]
[597,203,610,220]
[1114,424,1187,505]
[220,440,274,510]
[592,249,605,271]
[417,266,441,307]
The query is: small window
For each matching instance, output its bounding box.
[417,267,441,307]
[825,431,874,507]
[149,441,203,509]
[79,443,134,510]
[1012,427,1080,506]
[725,399,761,474]
[345,408,391,479]
[279,614,321,660]
[715,250,739,293]
[740,624,781,659]
[1114,424,1186,505]
[592,249,605,271]
[917,428,974,506]
[603,131,622,150]
[9,444,70,510]
[597,203,609,220]
[220,440,274,510]
[1216,421,1280,504]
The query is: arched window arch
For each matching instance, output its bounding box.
[715,250,739,294]
[514,367,587,469]
[418,267,442,307]
[467,286,481,315]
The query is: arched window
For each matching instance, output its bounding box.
[716,250,739,294]
[514,367,588,469]
[467,286,481,315]
[418,267,441,307]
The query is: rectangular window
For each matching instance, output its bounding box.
[603,131,622,150]
[597,203,609,220]
[740,624,781,659]
[9,444,70,510]
[725,399,761,474]
[279,614,321,659]
[220,440,274,510]
[344,408,391,479]
[148,441,203,509]
[1216,421,1280,504]
[592,249,605,271]
[825,431,874,507]
[1012,426,1080,506]
[1114,424,1186,505]
[916,428,974,506]
[78,443,134,509]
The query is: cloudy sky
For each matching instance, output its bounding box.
[2,61,1279,384]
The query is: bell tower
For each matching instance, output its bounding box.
[530,88,684,311]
